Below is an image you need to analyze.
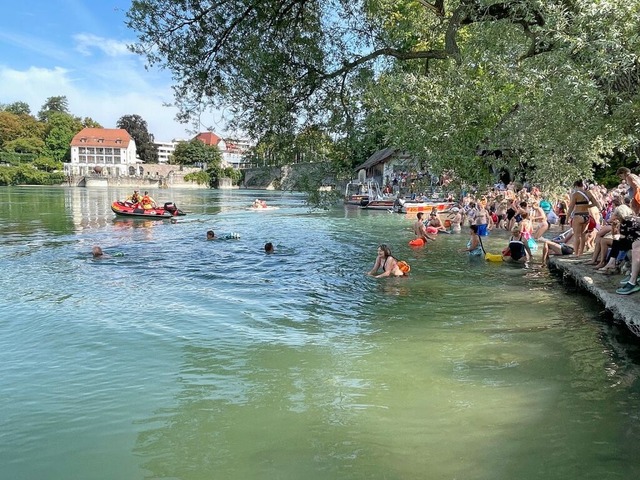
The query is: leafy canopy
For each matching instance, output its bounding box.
[171,139,222,167]
[127,0,640,190]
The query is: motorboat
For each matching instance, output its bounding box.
[400,200,457,214]
[344,178,396,210]
[111,201,186,219]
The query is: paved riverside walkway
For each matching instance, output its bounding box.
[548,255,640,337]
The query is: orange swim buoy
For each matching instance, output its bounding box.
[409,238,425,247]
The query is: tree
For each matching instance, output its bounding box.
[2,101,31,115]
[3,137,46,155]
[82,117,103,129]
[0,111,45,149]
[171,139,222,167]
[43,112,83,162]
[38,96,70,122]
[126,0,640,191]
[116,114,158,163]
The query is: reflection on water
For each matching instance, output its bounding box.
[1,186,640,479]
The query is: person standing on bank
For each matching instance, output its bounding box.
[566,179,599,257]
[617,167,640,214]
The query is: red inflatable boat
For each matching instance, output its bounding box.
[111,201,186,219]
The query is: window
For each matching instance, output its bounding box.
[105,148,113,154]
[87,147,95,154]
[79,147,86,154]
[96,148,104,155]
[105,156,113,164]
[79,155,87,163]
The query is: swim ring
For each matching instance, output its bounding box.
[408,238,425,247]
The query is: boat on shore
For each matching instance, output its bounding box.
[400,200,456,214]
[111,201,186,219]
[344,178,396,210]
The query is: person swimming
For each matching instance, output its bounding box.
[207,230,240,240]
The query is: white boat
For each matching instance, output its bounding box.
[344,178,396,209]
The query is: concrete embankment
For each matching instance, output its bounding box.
[548,255,640,337]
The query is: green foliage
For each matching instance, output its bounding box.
[116,114,158,163]
[43,112,83,162]
[172,139,222,167]
[0,164,64,186]
[123,0,640,195]
[183,170,211,185]
[3,137,46,154]
[1,101,31,115]
[207,165,243,186]
[32,156,63,173]
[0,111,46,148]
[0,151,38,165]
[38,95,70,122]
[82,117,103,128]
[0,96,92,185]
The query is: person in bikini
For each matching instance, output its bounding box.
[540,231,575,266]
[367,244,405,278]
[566,179,599,256]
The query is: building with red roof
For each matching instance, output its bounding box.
[66,128,140,177]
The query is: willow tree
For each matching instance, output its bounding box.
[126,0,640,190]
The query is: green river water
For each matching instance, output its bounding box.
[1,186,640,480]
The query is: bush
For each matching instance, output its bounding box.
[184,171,211,185]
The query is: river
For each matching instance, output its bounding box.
[1,186,639,479]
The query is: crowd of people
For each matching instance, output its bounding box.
[369,168,640,296]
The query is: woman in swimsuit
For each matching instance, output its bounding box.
[567,179,598,256]
[503,224,533,263]
[531,201,549,239]
[367,244,404,278]
[459,225,484,257]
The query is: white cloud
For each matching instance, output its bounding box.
[0,65,195,140]
[73,33,133,57]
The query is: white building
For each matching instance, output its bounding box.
[66,128,140,177]
[196,132,254,170]
[154,139,188,164]
[219,138,254,169]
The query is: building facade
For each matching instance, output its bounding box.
[219,138,254,169]
[65,128,140,177]
[196,131,254,170]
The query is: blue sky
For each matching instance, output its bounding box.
[0,0,225,141]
